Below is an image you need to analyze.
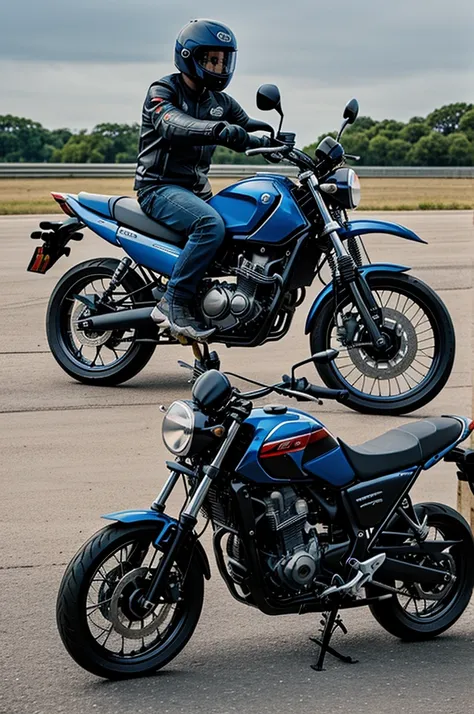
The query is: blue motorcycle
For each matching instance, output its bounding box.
[56,354,474,678]
[28,85,454,415]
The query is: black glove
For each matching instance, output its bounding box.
[217,124,250,152]
[246,134,272,150]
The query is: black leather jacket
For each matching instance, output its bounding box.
[134,73,252,198]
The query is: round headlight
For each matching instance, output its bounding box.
[162,400,195,455]
[348,169,361,208]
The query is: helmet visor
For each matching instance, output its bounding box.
[195,47,236,76]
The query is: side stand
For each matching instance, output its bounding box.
[178,342,221,382]
[310,605,358,671]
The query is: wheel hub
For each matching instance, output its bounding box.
[71,302,112,348]
[348,307,418,380]
[109,567,172,639]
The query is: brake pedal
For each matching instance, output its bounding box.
[321,554,386,597]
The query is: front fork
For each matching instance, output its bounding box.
[141,419,242,608]
[304,173,386,350]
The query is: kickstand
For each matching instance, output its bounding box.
[310,605,358,671]
[177,343,221,383]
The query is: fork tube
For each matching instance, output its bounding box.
[151,471,181,513]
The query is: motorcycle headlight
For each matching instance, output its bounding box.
[162,400,195,455]
[348,169,361,208]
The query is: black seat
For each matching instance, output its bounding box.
[112,197,185,245]
[339,417,462,480]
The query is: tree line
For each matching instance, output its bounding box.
[1,103,473,165]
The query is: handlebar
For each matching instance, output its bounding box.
[228,373,349,404]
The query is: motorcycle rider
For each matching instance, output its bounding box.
[135,18,270,341]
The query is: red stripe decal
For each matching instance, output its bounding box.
[260,429,329,459]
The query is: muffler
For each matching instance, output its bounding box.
[77,306,155,331]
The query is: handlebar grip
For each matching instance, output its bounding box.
[304,384,349,403]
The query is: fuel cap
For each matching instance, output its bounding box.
[263,405,287,414]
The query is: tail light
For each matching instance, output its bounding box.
[51,192,76,217]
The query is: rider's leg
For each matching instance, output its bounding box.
[138,185,225,340]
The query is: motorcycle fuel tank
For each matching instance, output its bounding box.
[236,408,355,486]
[209,175,308,243]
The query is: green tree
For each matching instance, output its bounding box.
[367,134,391,165]
[400,121,430,144]
[459,109,474,140]
[386,139,411,165]
[0,115,49,161]
[406,133,450,166]
[427,103,473,135]
[447,133,473,166]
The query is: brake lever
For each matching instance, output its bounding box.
[345,154,360,161]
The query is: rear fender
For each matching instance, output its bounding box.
[64,195,120,246]
[102,509,211,579]
[305,263,410,335]
[339,219,427,244]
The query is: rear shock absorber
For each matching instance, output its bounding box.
[98,257,132,305]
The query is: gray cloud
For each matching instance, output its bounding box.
[0,0,473,146]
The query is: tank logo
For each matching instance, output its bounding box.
[181,48,191,58]
[210,106,224,117]
[217,31,232,42]
[261,193,271,204]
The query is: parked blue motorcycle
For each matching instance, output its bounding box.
[56,353,474,678]
[28,85,454,415]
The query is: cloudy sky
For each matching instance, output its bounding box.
[1,0,473,146]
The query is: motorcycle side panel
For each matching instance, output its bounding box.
[116,228,181,276]
[343,470,416,528]
[209,175,308,243]
[304,263,410,334]
[339,219,427,244]
[65,195,120,246]
[236,408,355,486]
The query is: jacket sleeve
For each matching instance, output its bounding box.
[225,96,251,128]
[147,83,227,146]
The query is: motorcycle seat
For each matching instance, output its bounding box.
[77,193,185,246]
[339,417,462,480]
[112,197,185,245]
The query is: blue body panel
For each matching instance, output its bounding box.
[305,263,410,334]
[102,509,177,544]
[236,407,355,486]
[209,175,308,243]
[116,228,181,276]
[339,219,427,244]
[77,193,117,218]
[66,195,120,246]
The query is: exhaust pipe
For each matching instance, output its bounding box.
[77,307,155,331]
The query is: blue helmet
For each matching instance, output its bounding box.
[175,19,237,92]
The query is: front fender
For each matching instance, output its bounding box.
[102,509,211,579]
[339,219,427,244]
[305,263,410,335]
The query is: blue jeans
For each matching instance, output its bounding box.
[138,185,225,304]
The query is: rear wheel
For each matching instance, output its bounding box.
[310,272,455,415]
[46,258,156,385]
[368,503,474,640]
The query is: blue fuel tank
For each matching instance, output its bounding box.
[209,174,308,243]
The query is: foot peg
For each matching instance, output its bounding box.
[321,553,386,598]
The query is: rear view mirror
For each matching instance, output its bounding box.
[256,84,282,112]
[343,98,359,124]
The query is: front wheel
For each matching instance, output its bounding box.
[56,523,205,679]
[367,503,474,640]
[310,272,455,415]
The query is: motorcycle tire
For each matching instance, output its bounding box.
[310,272,455,415]
[46,258,156,385]
[56,522,205,679]
[367,503,474,640]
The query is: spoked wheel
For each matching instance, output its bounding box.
[56,523,204,679]
[46,258,156,385]
[368,503,474,640]
[310,272,455,415]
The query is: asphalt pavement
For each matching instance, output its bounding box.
[1,211,473,714]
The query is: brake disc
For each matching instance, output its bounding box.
[71,301,113,348]
[347,307,419,380]
[109,567,172,639]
